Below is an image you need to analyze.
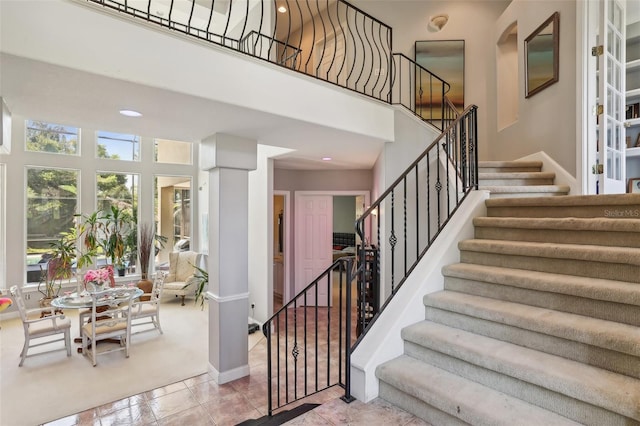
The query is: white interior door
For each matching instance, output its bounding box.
[598,0,627,193]
[295,194,332,306]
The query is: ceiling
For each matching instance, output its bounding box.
[0,53,386,171]
[3,1,639,173]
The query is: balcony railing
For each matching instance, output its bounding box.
[81,0,449,123]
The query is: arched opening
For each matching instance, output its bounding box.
[497,21,519,130]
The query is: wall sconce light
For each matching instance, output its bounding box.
[428,14,449,32]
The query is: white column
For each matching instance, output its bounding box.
[200,133,257,384]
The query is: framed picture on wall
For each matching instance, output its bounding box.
[415,40,465,119]
[628,178,640,194]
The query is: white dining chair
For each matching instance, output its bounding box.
[81,288,135,366]
[10,285,72,366]
[130,271,166,335]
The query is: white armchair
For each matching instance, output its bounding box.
[163,251,202,306]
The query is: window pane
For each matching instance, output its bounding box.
[155,139,192,164]
[26,120,79,155]
[97,131,140,161]
[154,176,192,267]
[97,172,139,215]
[26,167,79,283]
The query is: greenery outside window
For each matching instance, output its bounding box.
[97,131,140,161]
[97,172,139,215]
[26,166,79,283]
[26,120,79,155]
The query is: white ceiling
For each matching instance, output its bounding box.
[0,53,386,171]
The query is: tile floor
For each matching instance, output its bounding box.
[42,271,429,426]
[42,335,429,426]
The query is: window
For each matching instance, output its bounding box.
[155,139,192,164]
[154,176,192,264]
[97,131,140,161]
[26,167,79,283]
[173,187,191,246]
[97,172,139,215]
[26,120,79,155]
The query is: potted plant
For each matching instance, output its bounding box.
[75,211,102,267]
[184,263,208,309]
[101,205,135,276]
[135,222,156,299]
[37,230,75,307]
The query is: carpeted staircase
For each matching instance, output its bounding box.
[375,189,640,425]
[479,160,570,198]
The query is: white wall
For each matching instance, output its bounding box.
[491,0,578,177]
[352,0,511,162]
[247,145,291,324]
[0,0,394,144]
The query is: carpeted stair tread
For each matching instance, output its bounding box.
[479,172,556,179]
[479,184,570,193]
[486,193,640,208]
[422,290,640,357]
[473,216,640,233]
[441,263,640,306]
[376,355,581,426]
[401,321,640,420]
[478,160,543,169]
[458,238,640,266]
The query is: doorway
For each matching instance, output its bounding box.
[273,191,290,312]
[292,190,369,306]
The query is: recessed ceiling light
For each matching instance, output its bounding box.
[278,6,287,13]
[119,109,142,117]
[322,157,332,161]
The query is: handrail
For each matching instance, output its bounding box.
[353,104,478,346]
[390,53,453,131]
[262,256,355,416]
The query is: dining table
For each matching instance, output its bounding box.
[51,286,143,310]
[51,286,144,352]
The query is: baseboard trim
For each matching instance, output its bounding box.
[208,363,250,384]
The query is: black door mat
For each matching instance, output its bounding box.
[235,403,320,425]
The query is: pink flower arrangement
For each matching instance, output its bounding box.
[83,266,115,289]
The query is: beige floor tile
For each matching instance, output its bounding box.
[97,393,147,417]
[148,388,200,420]
[144,381,189,400]
[156,404,215,426]
[188,380,238,405]
[98,402,156,426]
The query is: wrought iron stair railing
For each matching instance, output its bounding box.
[77,0,478,416]
[262,256,356,416]
[261,105,478,415]
[353,104,478,345]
